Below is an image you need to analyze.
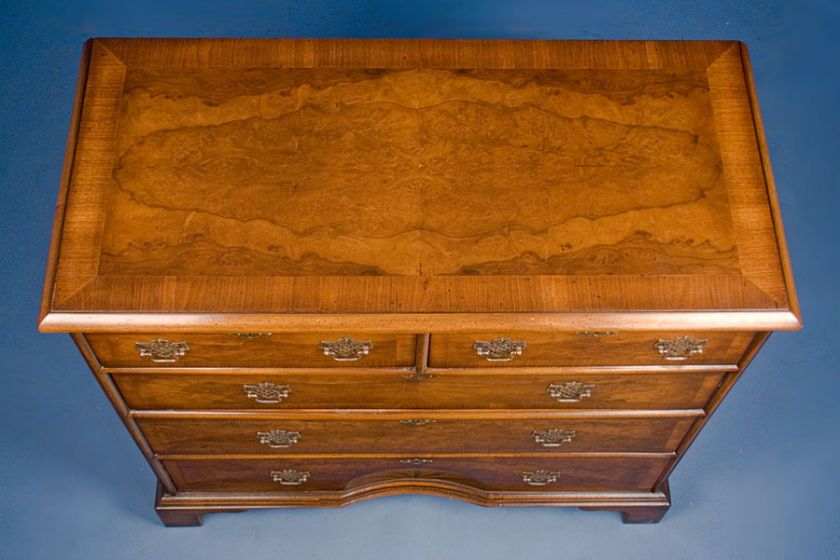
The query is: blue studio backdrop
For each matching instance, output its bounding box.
[1,1,838,559]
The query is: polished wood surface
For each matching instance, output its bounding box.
[41,309,803,333]
[39,39,801,526]
[163,456,672,492]
[113,368,727,411]
[104,66,735,279]
[153,477,671,524]
[39,39,799,331]
[87,332,416,368]
[138,413,697,455]
[582,480,671,523]
[430,331,752,367]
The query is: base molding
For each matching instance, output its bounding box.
[580,480,671,523]
[155,479,671,526]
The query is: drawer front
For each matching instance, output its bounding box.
[114,371,725,410]
[87,333,417,368]
[163,456,671,492]
[430,331,754,367]
[138,415,696,455]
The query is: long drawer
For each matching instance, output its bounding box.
[430,331,754,367]
[114,370,726,411]
[86,333,417,368]
[138,413,698,456]
[163,456,672,492]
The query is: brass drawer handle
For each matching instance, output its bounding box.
[532,428,576,448]
[546,382,595,402]
[577,331,617,337]
[319,336,373,361]
[400,419,437,426]
[473,337,526,362]
[522,470,558,486]
[257,429,300,448]
[653,336,708,361]
[243,382,292,404]
[134,339,190,363]
[231,332,271,339]
[270,469,309,485]
[399,458,434,465]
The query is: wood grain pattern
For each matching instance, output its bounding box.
[430,330,752,367]
[38,39,800,329]
[86,332,416,368]
[38,39,802,526]
[100,66,736,278]
[40,41,93,323]
[163,456,672,493]
[112,369,726,411]
[737,44,801,324]
[139,414,696,455]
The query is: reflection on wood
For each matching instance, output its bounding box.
[100,68,737,277]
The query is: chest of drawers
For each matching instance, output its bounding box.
[40,39,800,526]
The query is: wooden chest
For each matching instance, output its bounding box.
[39,39,801,525]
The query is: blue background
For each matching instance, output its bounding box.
[1,1,838,558]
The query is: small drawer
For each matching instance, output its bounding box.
[86,333,417,368]
[138,413,697,456]
[113,369,725,411]
[429,331,754,367]
[163,456,672,493]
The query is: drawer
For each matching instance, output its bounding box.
[138,413,697,455]
[114,370,726,410]
[163,456,672,492]
[86,333,417,368]
[429,331,754,367]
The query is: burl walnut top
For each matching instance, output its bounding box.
[40,39,799,332]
